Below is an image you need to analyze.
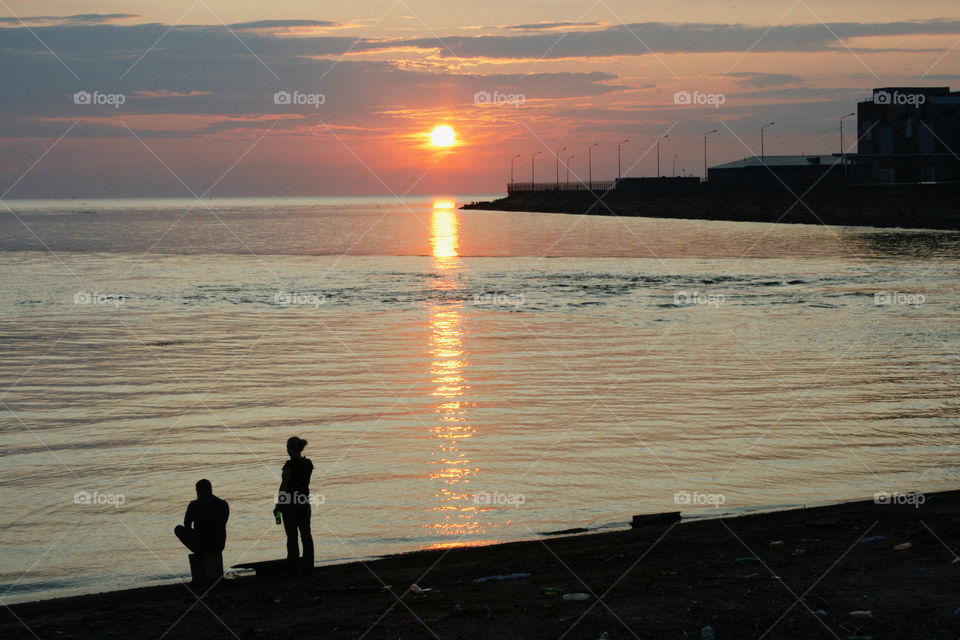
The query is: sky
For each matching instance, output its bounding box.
[2,0,960,197]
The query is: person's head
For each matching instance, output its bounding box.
[286,436,307,459]
[195,479,212,497]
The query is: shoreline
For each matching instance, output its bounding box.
[462,183,960,231]
[5,490,959,639]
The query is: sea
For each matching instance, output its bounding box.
[1,195,958,603]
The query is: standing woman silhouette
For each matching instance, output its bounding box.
[273,436,314,576]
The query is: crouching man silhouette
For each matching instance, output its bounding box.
[175,479,229,553]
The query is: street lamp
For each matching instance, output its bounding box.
[555,146,566,189]
[531,151,541,185]
[840,112,855,186]
[657,134,669,177]
[565,154,576,187]
[618,138,629,179]
[760,122,775,166]
[588,142,599,189]
[840,112,856,156]
[510,153,521,184]
[703,129,717,182]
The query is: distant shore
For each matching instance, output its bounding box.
[462,183,960,231]
[4,490,959,639]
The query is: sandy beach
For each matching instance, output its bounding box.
[4,491,958,639]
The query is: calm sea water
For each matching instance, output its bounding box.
[1,196,959,603]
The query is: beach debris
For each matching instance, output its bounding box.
[848,610,872,619]
[700,626,716,640]
[953,557,960,564]
[473,572,531,583]
[894,542,912,550]
[542,527,590,536]
[744,572,760,579]
[273,596,282,604]
[223,571,238,580]
[409,583,431,594]
[734,557,761,564]
[769,540,785,549]
[543,587,564,596]
[860,536,887,544]
[954,607,960,615]
[814,609,828,617]
[791,548,806,556]
[381,585,393,593]
[631,511,681,528]
[562,593,591,601]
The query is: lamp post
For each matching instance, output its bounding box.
[703,129,717,182]
[555,146,566,189]
[565,154,576,187]
[657,134,669,177]
[840,112,855,185]
[588,142,599,189]
[617,138,629,180]
[510,153,520,184]
[531,151,541,185]
[760,122,775,166]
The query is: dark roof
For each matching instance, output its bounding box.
[710,155,841,170]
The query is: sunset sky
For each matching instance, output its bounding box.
[3,0,960,197]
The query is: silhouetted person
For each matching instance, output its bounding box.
[273,436,314,576]
[175,479,229,553]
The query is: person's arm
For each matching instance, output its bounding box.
[279,463,291,493]
[223,500,229,525]
[273,465,291,514]
[184,501,194,529]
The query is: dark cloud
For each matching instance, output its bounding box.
[5,19,960,65]
[500,21,606,31]
[726,72,806,88]
[0,13,137,26]
[227,19,342,30]
[383,20,960,59]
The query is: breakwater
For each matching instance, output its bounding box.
[462,183,960,230]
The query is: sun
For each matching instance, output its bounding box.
[430,125,456,147]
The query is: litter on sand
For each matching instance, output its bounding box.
[473,572,531,583]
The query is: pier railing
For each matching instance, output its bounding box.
[507,181,616,194]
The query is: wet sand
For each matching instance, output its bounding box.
[4,491,959,639]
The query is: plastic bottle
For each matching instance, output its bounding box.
[275,511,282,525]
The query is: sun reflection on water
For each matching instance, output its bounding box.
[424,199,486,544]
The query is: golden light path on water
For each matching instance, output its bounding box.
[424,199,491,548]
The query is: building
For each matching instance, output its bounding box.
[856,87,960,183]
[706,155,860,190]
